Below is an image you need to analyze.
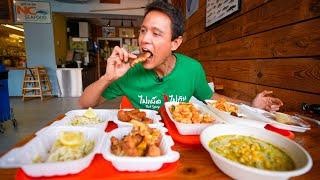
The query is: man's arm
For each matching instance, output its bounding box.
[78,46,136,108]
[78,75,111,108]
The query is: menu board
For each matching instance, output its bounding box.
[206,0,240,27]
[0,0,14,23]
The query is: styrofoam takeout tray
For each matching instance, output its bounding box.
[240,104,310,132]
[36,109,114,135]
[0,126,104,177]
[205,100,268,129]
[164,102,225,135]
[101,126,180,172]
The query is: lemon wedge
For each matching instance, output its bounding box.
[59,131,84,146]
[83,107,97,119]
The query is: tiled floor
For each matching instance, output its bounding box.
[0,97,121,154]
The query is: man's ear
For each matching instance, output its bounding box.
[171,36,183,51]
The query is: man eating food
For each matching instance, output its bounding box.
[79,0,283,112]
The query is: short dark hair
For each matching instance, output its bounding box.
[145,0,184,40]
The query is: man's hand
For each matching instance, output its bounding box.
[103,46,137,82]
[252,90,283,112]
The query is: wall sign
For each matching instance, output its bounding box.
[15,1,51,23]
[206,0,240,27]
[119,28,135,38]
[102,26,116,38]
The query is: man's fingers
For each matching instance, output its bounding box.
[270,97,283,106]
[259,90,273,97]
[265,105,272,111]
[128,53,137,59]
[270,105,280,112]
[111,46,124,60]
[122,48,129,63]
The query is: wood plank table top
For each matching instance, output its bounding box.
[0,113,319,180]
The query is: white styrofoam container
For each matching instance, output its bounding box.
[36,109,114,135]
[240,104,310,132]
[205,99,268,129]
[200,124,312,180]
[112,109,164,128]
[0,126,104,177]
[101,126,180,172]
[164,102,225,135]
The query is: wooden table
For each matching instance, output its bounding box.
[0,114,319,180]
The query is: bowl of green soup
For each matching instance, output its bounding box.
[200,124,312,179]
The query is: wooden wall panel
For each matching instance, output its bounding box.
[213,78,257,102]
[214,78,320,112]
[257,58,320,94]
[173,0,320,112]
[256,85,320,112]
[202,58,320,94]
[196,18,320,61]
[199,0,320,46]
[202,60,258,83]
[183,0,268,42]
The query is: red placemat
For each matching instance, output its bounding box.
[16,122,178,179]
[16,155,177,180]
[265,124,295,139]
[159,106,201,145]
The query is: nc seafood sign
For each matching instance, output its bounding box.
[15,1,51,23]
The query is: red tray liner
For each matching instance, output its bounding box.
[265,124,295,139]
[159,106,201,145]
[16,122,177,179]
[159,106,295,145]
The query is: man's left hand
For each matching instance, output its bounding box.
[252,90,283,112]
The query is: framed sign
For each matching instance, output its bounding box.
[206,0,240,27]
[15,1,51,23]
[119,28,135,38]
[102,26,115,38]
[0,0,14,23]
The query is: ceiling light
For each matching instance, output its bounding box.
[2,24,24,32]
[9,34,25,39]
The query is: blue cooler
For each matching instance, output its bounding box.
[0,64,10,122]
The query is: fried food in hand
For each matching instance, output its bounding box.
[129,52,151,67]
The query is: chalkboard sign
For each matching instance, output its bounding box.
[0,0,14,23]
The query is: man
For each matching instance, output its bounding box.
[79,0,283,111]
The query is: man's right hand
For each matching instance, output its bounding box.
[103,46,137,82]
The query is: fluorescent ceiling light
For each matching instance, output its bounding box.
[2,24,24,32]
[9,34,25,39]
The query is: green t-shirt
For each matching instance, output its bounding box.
[102,53,213,110]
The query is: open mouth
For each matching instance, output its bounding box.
[129,49,153,67]
[141,48,153,59]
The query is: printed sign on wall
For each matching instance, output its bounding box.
[15,1,51,23]
[206,0,240,27]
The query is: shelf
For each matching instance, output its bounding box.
[5,67,26,70]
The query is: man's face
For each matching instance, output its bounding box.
[138,10,173,69]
